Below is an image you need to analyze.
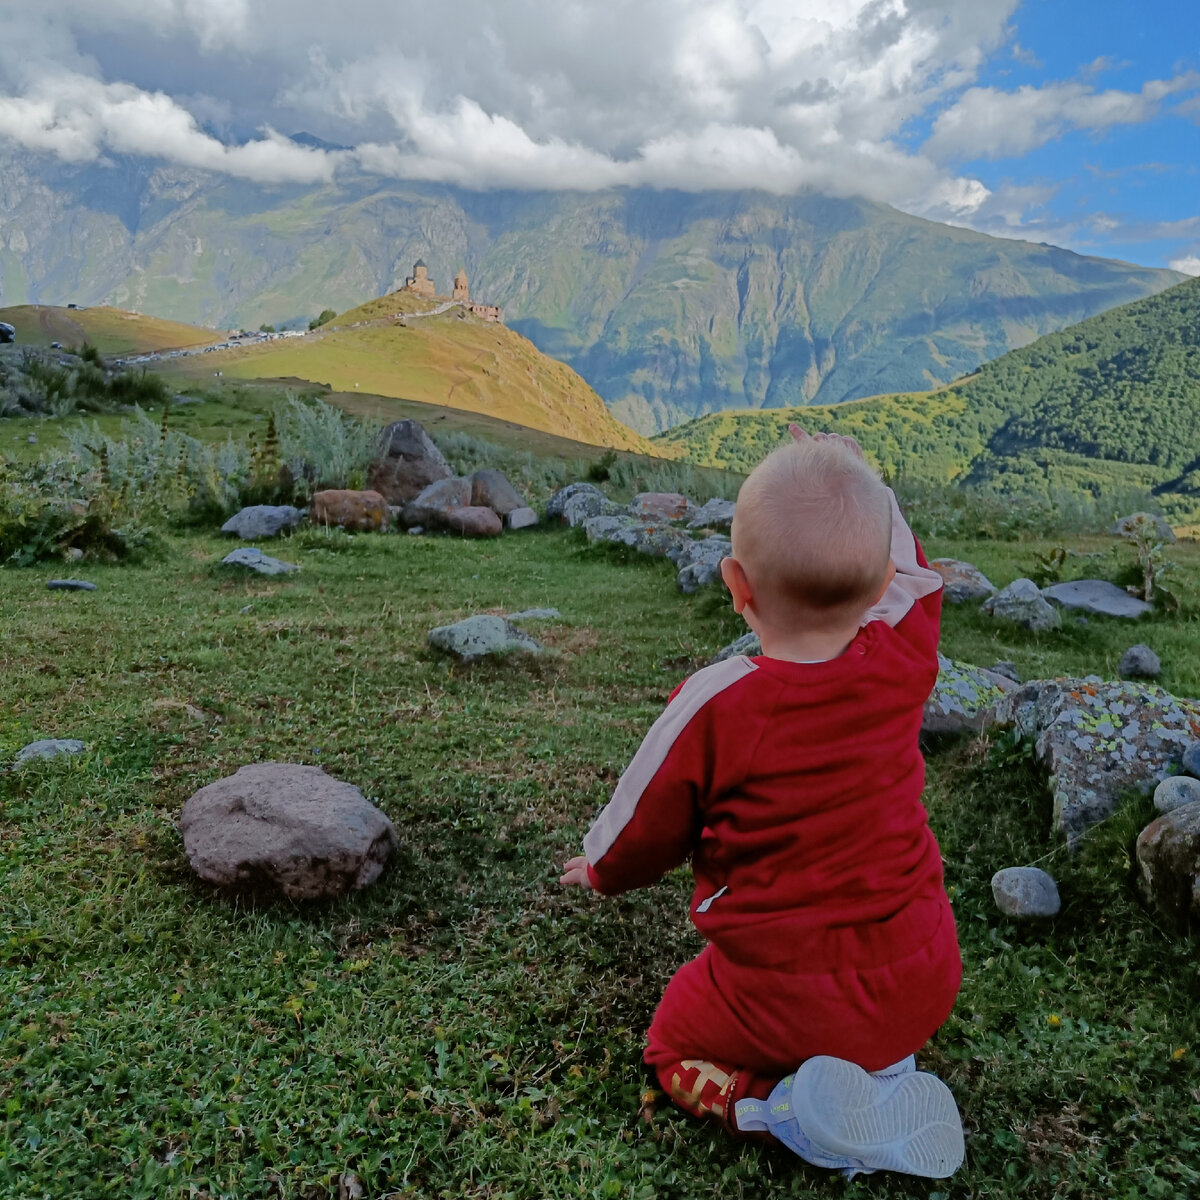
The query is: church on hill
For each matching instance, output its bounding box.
[402,262,502,322]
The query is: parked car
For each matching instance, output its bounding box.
[0,322,16,344]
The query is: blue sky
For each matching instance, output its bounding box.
[0,0,1196,271]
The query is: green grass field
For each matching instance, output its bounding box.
[0,306,219,356]
[2,520,1199,1200]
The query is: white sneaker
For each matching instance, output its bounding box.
[792,1056,965,1179]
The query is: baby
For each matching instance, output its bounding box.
[559,430,964,1177]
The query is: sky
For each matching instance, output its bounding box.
[0,0,1196,272]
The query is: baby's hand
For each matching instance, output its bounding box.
[559,855,594,889]
[788,424,863,459]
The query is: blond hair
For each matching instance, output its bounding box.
[732,438,892,623]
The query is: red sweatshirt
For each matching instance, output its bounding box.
[583,490,951,974]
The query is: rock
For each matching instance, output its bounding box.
[1184,742,1200,778]
[505,506,539,531]
[922,655,1018,735]
[428,615,543,664]
[469,468,525,516]
[46,579,97,591]
[1042,580,1152,620]
[220,505,303,539]
[710,631,762,663]
[221,548,299,576]
[630,492,694,522]
[1112,512,1176,543]
[677,536,731,593]
[180,763,397,902]
[991,867,1061,919]
[585,514,691,561]
[1154,776,1200,815]
[311,490,389,532]
[687,498,737,531]
[930,559,996,604]
[981,579,1061,632]
[13,738,85,766]
[993,680,1200,843]
[990,661,1020,683]
[443,506,503,538]
[1119,644,1162,680]
[1135,803,1200,930]
[506,608,561,621]
[367,420,453,504]
[546,482,604,522]
[562,489,623,528]
[400,476,472,530]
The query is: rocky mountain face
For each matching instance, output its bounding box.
[0,150,1183,433]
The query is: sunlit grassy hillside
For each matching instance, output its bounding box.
[0,305,219,356]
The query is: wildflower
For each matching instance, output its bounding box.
[1047,1014,1062,1029]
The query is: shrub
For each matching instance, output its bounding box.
[308,309,337,330]
[274,394,379,495]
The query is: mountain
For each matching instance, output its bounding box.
[0,148,1184,433]
[657,276,1200,521]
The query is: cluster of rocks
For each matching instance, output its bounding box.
[548,482,735,593]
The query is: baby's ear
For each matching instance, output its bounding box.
[872,559,898,605]
[721,556,752,613]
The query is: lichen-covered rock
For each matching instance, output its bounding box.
[991,867,1061,918]
[367,420,453,504]
[677,536,731,593]
[1136,803,1200,930]
[1154,775,1200,814]
[221,505,303,539]
[630,492,694,522]
[1119,644,1162,679]
[687,498,737,530]
[221,547,299,576]
[982,579,1061,631]
[711,631,761,663]
[1042,580,1152,620]
[994,679,1200,843]
[546,482,603,522]
[469,468,525,516]
[922,655,1018,735]
[1112,512,1176,543]
[1185,742,1200,778]
[311,490,389,532]
[583,514,690,561]
[930,559,996,604]
[562,489,623,528]
[428,615,543,663]
[180,763,397,901]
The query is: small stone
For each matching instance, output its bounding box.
[505,506,539,531]
[930,559,996,604]
[407,526,424,535]
[13,738,85,766]
[1119,644,1162,679]
[1154,776,1200,814]
[981,579,1061,632]
[47,579,97,591]
[65,547,84,562]
[221,505,304,539]
[505,608,561,621]
[1182,742,1200,778]
[989,661,1020,683]
[220,548,299,576]
[1042,580,1152,620]
[428,615,543,664]
[991,867,1061,919]
[710,631,762,663]
[687,498,737,530]
[27,433,37,444]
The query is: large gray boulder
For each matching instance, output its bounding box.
[221,547,299,576]
[562,489,623,528]
[1136,803,1200,931]
[922,655,1018,735]
[677,536,731,593]
[687,498,737,531]
[930,559,996,604]
[469,469,525,516]
[428,615,543,664]
[400,476,472,530]
[1042,580,1152,620]
[367,420,453,505]
[993,679,1200,843]
[982,579,1061,632]
[221,505,303,539]
[1154,776,1200,815]
[180,763,397,901]
[547,482,604,522]
[1119,644,1162,679]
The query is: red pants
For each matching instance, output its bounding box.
[645,910,961,1132]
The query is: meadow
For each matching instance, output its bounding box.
[2,501,1199,1199]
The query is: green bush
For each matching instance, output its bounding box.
[274,394,379,495]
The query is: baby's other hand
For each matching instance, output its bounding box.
[788,424,863,459]
[559,855,593,889]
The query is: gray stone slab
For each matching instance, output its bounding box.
[1042,580,1152,619]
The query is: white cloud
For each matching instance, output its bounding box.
[1168,254,1200,276]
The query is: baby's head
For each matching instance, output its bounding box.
[727,437,892,631]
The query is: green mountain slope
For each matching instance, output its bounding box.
[0,150,1183,434]
[657,276,1200,520]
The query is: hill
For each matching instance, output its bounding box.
[0,304,218,356]
[159,292,653,453]
[0,149,1183,432]
[657,276,1200,521]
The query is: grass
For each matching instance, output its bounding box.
[1,517,1199,1199]
[0,306,218,357]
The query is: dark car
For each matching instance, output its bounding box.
[0,322,16,344]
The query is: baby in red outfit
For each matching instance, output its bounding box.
[559,430,964,1178]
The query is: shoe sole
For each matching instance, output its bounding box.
[793,1056,965,1178]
